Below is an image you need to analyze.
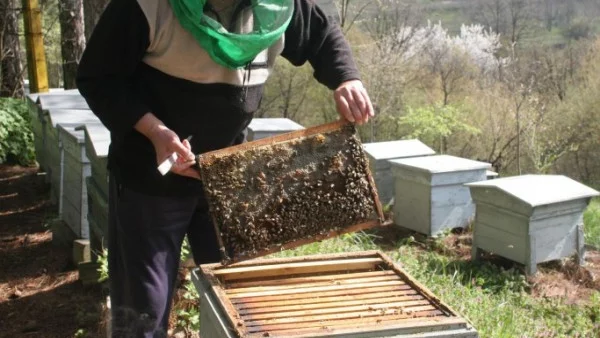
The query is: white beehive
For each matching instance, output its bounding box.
[43,109,99,204]
[467,175,600,274]
[390,155,491,236]
[80,123,111,256]
[246,118,304,141]
[57,125,91,239]
[363,140,436,205]
[37,92,89,111]
[80,123,111,198]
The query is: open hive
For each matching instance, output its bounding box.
[197,121,385,263]
[192,251,479,337]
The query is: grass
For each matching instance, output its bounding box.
[585,198,600,249]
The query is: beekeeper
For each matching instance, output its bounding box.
[77,0,373,336]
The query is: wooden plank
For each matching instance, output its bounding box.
[230,284,412,306]
[235,289,419,311]
[242,300,434,321]
[213,257,383,281]
[22,0,49,93]
[245,309,444,332]
[226,274,401,294]
[248,316,467,337]
[228,280,405,299]
[238,295,426,316]
[227,270,396,289]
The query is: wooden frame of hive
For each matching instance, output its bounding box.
[196,120,386,264]
[193,250,479,337]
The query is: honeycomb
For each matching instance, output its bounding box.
[197,122,383,263]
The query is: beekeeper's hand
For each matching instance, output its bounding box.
[135,113,201,179]
[334,80,375,125]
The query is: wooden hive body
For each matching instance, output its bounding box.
[197,121,385,263]
[390,155,491,236]
[246,118,304,141]
[42,109,98,205]
[192,251,479,337]
[363,140,436,206]
[467,175,600,274]
[57,125,91,239]
[80,123,111,260]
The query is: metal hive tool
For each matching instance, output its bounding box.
[196,120,386,264]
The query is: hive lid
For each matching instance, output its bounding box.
[78,123,111,158]
[466,175,600,207]
[37,93,89,110]
[45,109,99,128]
[197,250,477,338]
[197,120,385,264]
[247,118,304,132]
[389,155,491,174]
[363,139,435,161]
[57,124,85,143]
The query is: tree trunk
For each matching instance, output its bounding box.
[83,0,109,41]
[0,0,24,98]
[58,0,85,89]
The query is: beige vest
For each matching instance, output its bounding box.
[137,0,285,86]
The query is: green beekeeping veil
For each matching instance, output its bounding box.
[169,0,294,69]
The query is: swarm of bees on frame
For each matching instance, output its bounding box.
[200,124,378,260]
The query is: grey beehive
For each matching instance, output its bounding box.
[36,92,89,111]
[390,155,491,236]
[467,175,600,275]
[57,125,91,239]
[363,140,436,205]
[42,109,99,204]
[80,123,111,258]
[246,118,304,141]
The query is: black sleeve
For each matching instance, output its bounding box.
[76,0,151,142]
[281,0,361,90]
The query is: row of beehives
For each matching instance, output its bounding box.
[26,89,599,275]
[25,89,309,263]
[364,140,599,275]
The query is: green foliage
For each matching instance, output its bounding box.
[399,103,480,152]
[96,247,109,283]
[584,198,600,249]
[0,98,36,165]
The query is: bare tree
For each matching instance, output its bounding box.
[507,0,529,44]
[83,0,109,41]
[58,0,85,89]
[0,0,23,97]
[472,0,506,34]
[336,0,373,33]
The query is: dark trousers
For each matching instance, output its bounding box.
[107,175,221,338]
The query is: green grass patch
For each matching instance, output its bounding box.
[585,198,600,249]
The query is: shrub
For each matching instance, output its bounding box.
[0,98,36,166]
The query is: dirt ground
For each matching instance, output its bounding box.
[1,164,599,338]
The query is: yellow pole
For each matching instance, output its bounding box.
[22,0,48,93]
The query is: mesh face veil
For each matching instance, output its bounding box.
[169,0,294,69]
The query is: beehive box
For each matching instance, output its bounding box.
[43,109,99,205]
[80,123,111,198]
[37,92,89,111]
[197,121,384,263]
[57,125,91,239]
[246,118,304,141]
[467,175,600,274]
[192,251,479,337]
[86,176,109,261]
[363,140,436,205]
[390,155,491,236]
